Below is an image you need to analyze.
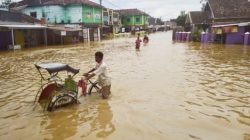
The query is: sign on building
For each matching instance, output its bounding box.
[61,31,66,36]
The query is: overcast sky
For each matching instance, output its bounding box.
[93,0,202,20]
[5,0,202,20]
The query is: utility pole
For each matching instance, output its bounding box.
[99,0,103,40]
[100,0,102,23]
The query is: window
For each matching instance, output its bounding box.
[42,12,45,18]
[30,12,37,18]
[127,18,130,22]
[136,17,140,22]
[86,12,91,18]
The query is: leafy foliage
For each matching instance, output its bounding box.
[192,26,203,42]
[0,0,12,9]
[174,11,186,27]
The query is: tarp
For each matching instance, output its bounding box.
[0,24,46,29]
[47,26,82,32]
[212,22,250,28]
[212,23,238,28]
[0,24,81,31]
[35,63,79,75]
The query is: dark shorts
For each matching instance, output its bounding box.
[100,85,111,99]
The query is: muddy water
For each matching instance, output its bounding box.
[0,32,250,140]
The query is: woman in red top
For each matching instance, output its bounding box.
[135,34,142,49]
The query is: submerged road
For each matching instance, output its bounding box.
[0,32,250,140]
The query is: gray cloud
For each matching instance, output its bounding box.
[95,0,202,20]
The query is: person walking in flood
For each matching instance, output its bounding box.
[143,35,149,45]
[83,51,111,99]
[135,34,142,49]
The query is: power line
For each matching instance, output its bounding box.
[102,0,121,9]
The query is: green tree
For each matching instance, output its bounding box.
[192,26,203,42]
[175,11,186,27]
[0,0,12,10]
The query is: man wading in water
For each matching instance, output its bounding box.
[135,34,142,49]
[83,51,111,99]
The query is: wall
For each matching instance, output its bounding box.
[113,12,119,25]
[122,16,134,26]
[22,5,65,24]
[15,30,25,48]
[65,5,82,23]
[0,30,11,50]
[22,4,103,25]
[82,5,101,24]
[134,15,143,25]
[226,27,245,44]
[22,6,44,20]
[44,5,65,24]
[122,15,148,26]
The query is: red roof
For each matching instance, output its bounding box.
[44,0,102,7]
[11,0,102,8]
[115,9,149,16]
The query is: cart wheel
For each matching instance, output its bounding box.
[47,93,77,111]
[87,82,100,95]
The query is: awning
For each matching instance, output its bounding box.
[35,63,79,75]
[0,24,46,29]
[238,22,250,27]
[212,22,250,28]
[212,23,238,28]
[47,26,82,32]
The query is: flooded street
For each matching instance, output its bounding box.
[0,32,250,140]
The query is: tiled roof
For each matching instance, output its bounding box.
[115,9,149,16]
[44,0,102,7]
[208,0,250,19]
[188,11,209,24]
[10,0,102,8]
[0,10,40,23]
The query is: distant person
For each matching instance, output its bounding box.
[83,51,111,99]
[135,34,142,49]
[143,35,149,44]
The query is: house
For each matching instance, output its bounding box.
[185,11,209,32]
[102,8,120,38]
[11,0,104,41]
[0,10,47,50]
[184,0,250,44]
[115,8,149,33]
[148,17,166,32]
[164,21,177,30]
[205,0,250,44]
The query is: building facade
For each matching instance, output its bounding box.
[185,0,250,44]
[13,0,103,41]
[103,8,120,36]
[115,9,149,32]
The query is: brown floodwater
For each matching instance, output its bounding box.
[0,32,250,140]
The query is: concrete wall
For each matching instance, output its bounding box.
[122,15,148,26]
[65,5,82,23]
[22,5,96,24]
[0,31,11,50]
[22,5,65,24]
[82,5,101,24]
[226,27,245,44]
[44,5,65,24]
[15,30,25,48]
[22,6,44,20]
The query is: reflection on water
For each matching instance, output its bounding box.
[45,109,78,140]
[40,100,114,139]
[0,32,250,140]
[88,101,115,138]
[245,133,250,140]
